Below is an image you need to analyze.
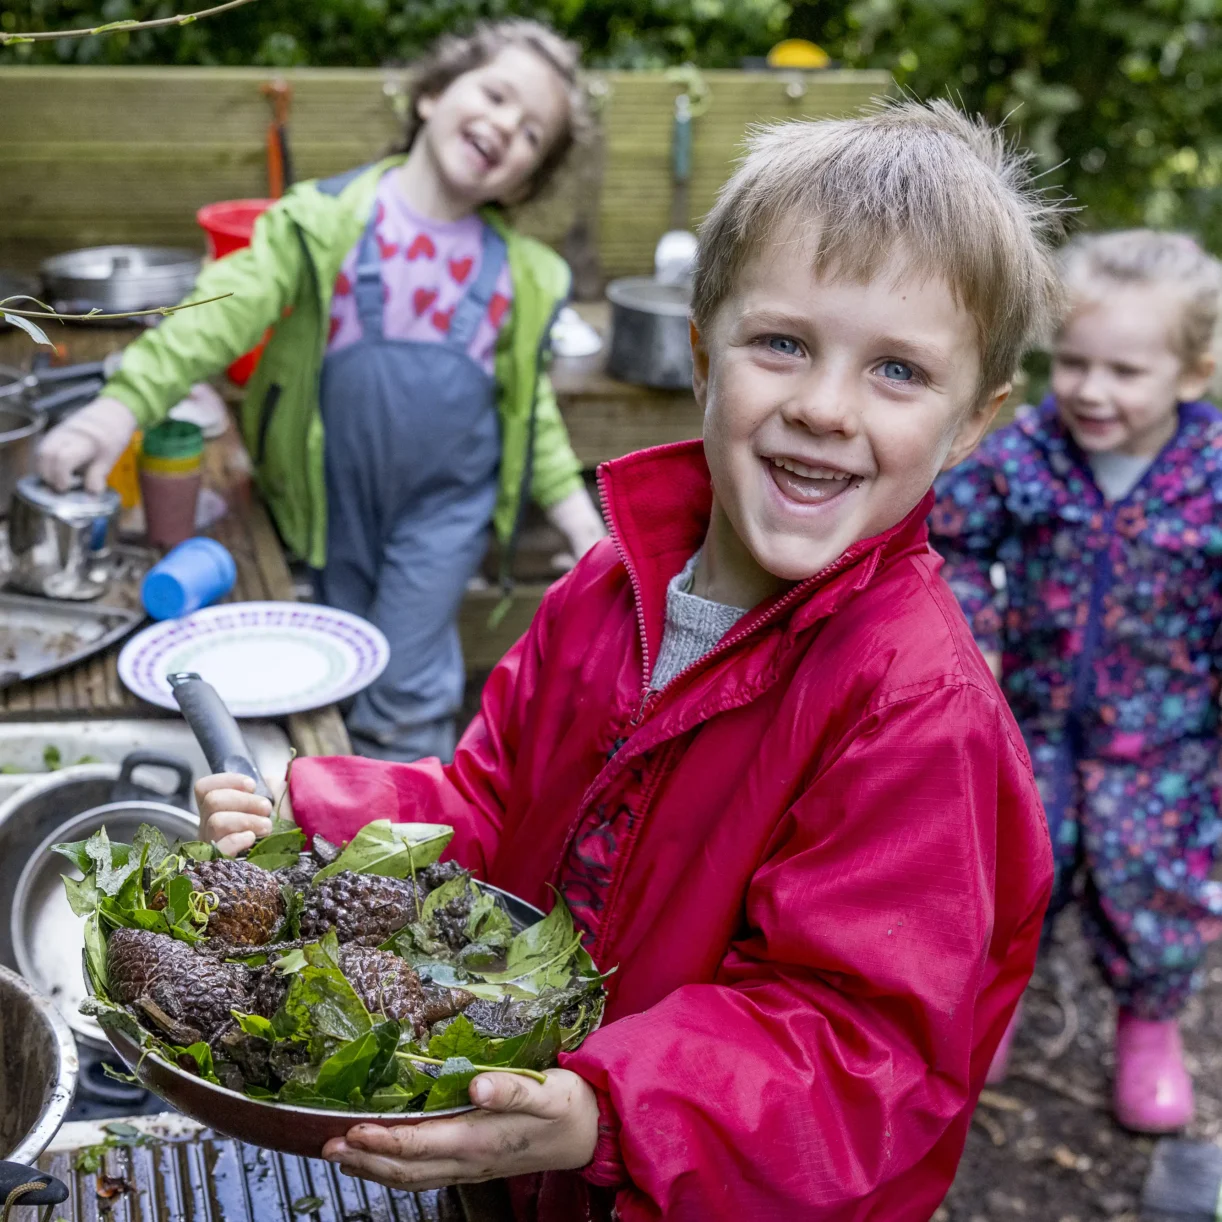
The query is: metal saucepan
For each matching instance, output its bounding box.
[13,801,199,1051]
[41,246,201,316]
[605,276,694,390]
[0,964,77,1164]
[0,398,45,514]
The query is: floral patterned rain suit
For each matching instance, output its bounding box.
[930,399,1222,1018]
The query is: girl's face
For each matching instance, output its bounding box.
[1051,287,1213,457]
[416,46,570,208]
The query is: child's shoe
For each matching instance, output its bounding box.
[986,1000,1022,1085]
[1113,1010,1194,1133]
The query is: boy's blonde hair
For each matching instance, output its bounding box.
[691,99,1065,400]
[1058,229,1222,373]
[393,19,589,204]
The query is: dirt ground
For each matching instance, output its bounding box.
[938,908,1222,1222]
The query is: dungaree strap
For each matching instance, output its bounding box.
[447,225,508,349]
[353,209,385,340]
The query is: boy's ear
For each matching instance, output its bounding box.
[690,321,710,409]
[941,383,1010,472]
[1179,352,1216,402]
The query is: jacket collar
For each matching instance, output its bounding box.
[596,440,934,681]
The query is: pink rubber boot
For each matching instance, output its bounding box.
[1113,1010,1194,1133]
[986,999,1023,1085]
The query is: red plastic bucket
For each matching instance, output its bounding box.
[196,199,275,384]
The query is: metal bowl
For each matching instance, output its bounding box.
[0,392,46,515]
[96,883,549,1158]
[0,964,78,1162]
[605,276,694,389]
[41,246,201,315]
[12,800,199,1050]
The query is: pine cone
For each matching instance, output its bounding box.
[299,871,422,945]
[337,946,426,1032]
[107,927,250,1041]
[151,857,284,946]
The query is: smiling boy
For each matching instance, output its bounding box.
[199,101,1059,1220]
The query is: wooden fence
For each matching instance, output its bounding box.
[0,67,890,279]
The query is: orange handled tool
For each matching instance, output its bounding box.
[260,79,294,199]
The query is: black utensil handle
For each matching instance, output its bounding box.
[113,749,195,808]
[0,1163,69,1206]
[167,672,272,800]
[33,359,106,386]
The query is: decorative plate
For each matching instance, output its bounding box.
[118,601,389,717]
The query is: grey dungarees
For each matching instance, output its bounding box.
[318,201,507,761]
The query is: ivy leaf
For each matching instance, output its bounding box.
[63,872,100,918]
[280,931,370,1044]
[132,824,171,871]
[86,828,139,897]
[51,837,94,874]
[311,820,454,883]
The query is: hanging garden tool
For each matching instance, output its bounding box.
[656,65,710,288]
[259,79,294,199]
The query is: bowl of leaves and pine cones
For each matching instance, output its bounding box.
[54,818,607,1157]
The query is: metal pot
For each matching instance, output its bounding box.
[41,246,201,316]
[13,800,199,1052]
[605,277,694,389]
[7,475,121,600]
[0,381,46,515]
[0,964,77,1163]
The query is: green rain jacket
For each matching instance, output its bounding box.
[103,157,584,571]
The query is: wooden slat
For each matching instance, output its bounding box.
[0,67,890,277]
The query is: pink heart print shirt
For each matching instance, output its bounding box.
[326,172,514,374]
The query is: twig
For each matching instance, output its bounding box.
[977,1088,1025,1113]
[395,1051,547,1085]
[0,292,233,322]
[1008,1062,1107,1111]
[971,1109,1007,1147]
[1040,958,1080,1061]
[0,0,261,44]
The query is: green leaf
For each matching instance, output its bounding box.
[83,912,108,994]
[86,828,139,897]
[277,884,303,941]
[279,931,370,1044]
[233,1012,276,1039]
[291,1197,325,1215]
[162,874,195,926]
[423,1058,479,1111]
[43,744,62,770]
[467,895,584,988]
[173,1041,217,1082]
[5,311,54,347]
[133,824,171,871]
[102,1122,140,1139]
[366,1083,426,1112]
[63,872,100,918]
[315,1028,380,1103]
[426,1014,493,1063]
[52,837,95,874]
[465,892,513,949]
[392,1055,438,1100]
[247,827,306,870]
[311,820,453,883]
[177,840,217,862]
[486,1015,561,1072]
[419,872,476,924]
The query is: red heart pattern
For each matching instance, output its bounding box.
[407,233,436,261]
[378,237,399,260]
[328,315,342,343]
[334,271,351,296]
[449,256,473,284]
[432,307,454,333]
[413,288,438,317]
[488,292,510,328]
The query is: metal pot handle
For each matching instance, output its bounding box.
[112,750,194,809]
[0,1163,69,1206]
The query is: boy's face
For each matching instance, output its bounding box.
[417,46,568,207]
[693,231,1005,593]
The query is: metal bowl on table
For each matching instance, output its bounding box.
[95,883,547,1158]
[0,964,78,1163]
[605,276,694,390]
[41,246,201,316]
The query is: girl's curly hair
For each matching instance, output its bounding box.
[392,19,589,204]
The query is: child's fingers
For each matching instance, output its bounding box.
[196,771,257,797]
[215,830,258,858]
[206,810,273,841]
[201,788,273,821]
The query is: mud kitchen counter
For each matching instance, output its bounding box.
[0,329,350,758]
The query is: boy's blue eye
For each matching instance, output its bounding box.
[767,336,801,356]
[880,360,914,382]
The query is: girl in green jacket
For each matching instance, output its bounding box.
[37,19,606,761]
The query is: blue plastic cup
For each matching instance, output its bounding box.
[141,537,237,620]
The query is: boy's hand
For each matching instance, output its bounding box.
[195,772,284,856]
[321,1069,599,1190]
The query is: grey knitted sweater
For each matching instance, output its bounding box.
[649,551,748,691]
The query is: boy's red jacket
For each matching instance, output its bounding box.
[290,441,1053,1221]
